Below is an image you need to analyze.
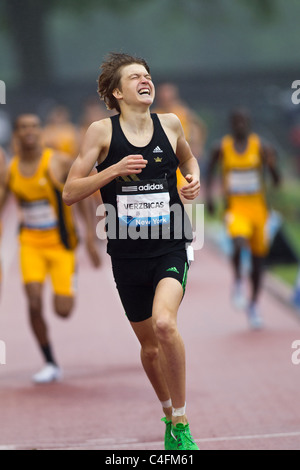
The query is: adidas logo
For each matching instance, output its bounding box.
[153,146,163,153]
[166,267,179,274]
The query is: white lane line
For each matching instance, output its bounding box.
[197,431,300,443]
[3,431,300,450]
[81,430,300,449]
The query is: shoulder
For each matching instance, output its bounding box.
[251,134,275,155]
[252,133,269,147]
[86,117,112,139]
[0,148,7,168]
[49,149,74,183]
[210,137,224,155]
[79,118,112,153]
[7,154,18,173]
[157,112,181,127]
[156,112,184,135]
[50,149,73,165]
[0,147,5,161]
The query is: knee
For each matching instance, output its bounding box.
[142,345,160,363]
[28,295,42,317]
[153,315,177,343]
[54,296,74,319]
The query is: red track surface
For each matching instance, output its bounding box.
[1,201,300,451]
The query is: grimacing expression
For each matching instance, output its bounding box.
[115,63,155,108]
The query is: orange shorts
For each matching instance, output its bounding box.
[225,201,269,257]
[20,243,76,296]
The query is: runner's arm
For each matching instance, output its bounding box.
[261,142,281,187]
[63,120,147,206]
[205,142,222,215]
[0,150,10,214]
[0,151,9,296]
[173,116,200,201]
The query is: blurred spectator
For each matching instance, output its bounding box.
[43,105,80,159]
[0,146,8,164]
[154,83,206,197]
[154,82,206,160]
[0,110,12,150]
[79,96,112,144]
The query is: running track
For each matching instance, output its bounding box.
[1,200,300,451]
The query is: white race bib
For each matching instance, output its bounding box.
[227,169,262,195]
[116,179,170,227]
[20,200,58,230]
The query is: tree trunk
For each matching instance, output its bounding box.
[4,0,51,86]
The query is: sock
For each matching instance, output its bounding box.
[172,402,186,417]
[161,399,172,409]
[40,344,57,366]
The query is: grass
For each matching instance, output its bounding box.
[269,221,300,287]
[267,180,300,287]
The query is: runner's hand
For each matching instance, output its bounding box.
[116,155,147,176]
[180,174,200,200]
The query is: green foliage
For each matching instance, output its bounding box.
[238,0,279,21]
[56,0,152,14]
[268,181,300,222]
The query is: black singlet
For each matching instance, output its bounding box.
[96,113,193,259]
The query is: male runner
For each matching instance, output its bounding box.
[0,114,99,383]
[43,105,80,158]
[154,82,206,197]
[63,53,200,450]
[206,108,281,329]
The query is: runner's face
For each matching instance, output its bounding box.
[116,63,155,109]
[231,114,250,139]
[15,115,42,150]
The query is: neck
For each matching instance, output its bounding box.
[234,133,249,143]
[119,107,152,133]
[19,145,43,162]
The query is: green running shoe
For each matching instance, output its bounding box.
[171,423,200,450]
[161,417,177,450]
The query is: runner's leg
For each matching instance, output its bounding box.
[24,282,57,365]
[250,255,265,304]
[152,277,187,425]
[130,317,172,420]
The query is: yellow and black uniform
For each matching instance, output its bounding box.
[221,133,269,257]
[8,148,78,296]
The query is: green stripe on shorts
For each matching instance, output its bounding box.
[182,262,188,293]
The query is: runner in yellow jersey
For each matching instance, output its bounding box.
[0,114,99,383]
[42,105,80,158]
[206,109,281,329]
[154,83,206,198]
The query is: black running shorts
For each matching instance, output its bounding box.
[111,249,189,323]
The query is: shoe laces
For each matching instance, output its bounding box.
[172,423,196,449]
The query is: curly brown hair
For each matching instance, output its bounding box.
[97,52,150,113]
